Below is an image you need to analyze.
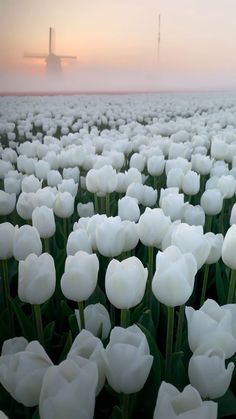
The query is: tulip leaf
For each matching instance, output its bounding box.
[137,309,156,336]
[134,322,163,417]
[217,388,236,418]
[10,298,33,340]
[86,284,107,307]
[171,351,189,390]
[216,262,227,305]
[32,408,40,419]
[58,330,73,363]
[60,299,74,317]
[68,313,79,337]
[44,321,55,343]
[110,405,122,419]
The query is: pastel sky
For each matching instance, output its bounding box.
[0,0,236,92]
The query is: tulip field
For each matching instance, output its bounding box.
[1,92,236,418]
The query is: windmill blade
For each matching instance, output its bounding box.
[24,53,47,58]
[58,55,77,59]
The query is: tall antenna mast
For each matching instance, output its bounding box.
[158,13,161,64]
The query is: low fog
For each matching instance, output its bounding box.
[1,66,236,94]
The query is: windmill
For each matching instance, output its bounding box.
[24,28,77,74]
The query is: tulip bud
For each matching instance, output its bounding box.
[53,191,74,218]
[205,232,223,264]
[66,229,92,255]
[75,303,111,340]
[77,202,94,218]
[103,325,153,394]
[39,360,97,419]
[171,223,211,269]
[105,257,148,309]
[61,251,99,302]
[183,204,205,226]
[18,253,56,304]
[160,192,185,221]
[34,187,57,209]
[21,175,42,193]
[0,191,16,216]
[32,206,56,238]
[35,160,50,180]
[13,225,42,261]
[0,341,53,407]
[152,246,197,307]
[138,207,171,248]
[166,168,184,189]
[182,170,200,195]
[0,222,18,260]
[67,329,105,394]
[222,225,236,269]
[122,220,139,252]
[16,192,36,220]
[58,179,78,197]
[200,189,223,215]
[185,299,236,358]
[96,217,125,257]
[118,196,140,222]
[153,382,217,419]
[188,347,234,399]
[147,155,165,176]
[1,337,28,355]
[46,170,62,187]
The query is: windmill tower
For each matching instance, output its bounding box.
[24,28,77,74]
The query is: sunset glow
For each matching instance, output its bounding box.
[1,0,236,92]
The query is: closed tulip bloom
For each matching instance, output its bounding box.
[182,170,200,195]
[75,303,111,340]
[118,196,140,222]
[230,203,236,225]
[142,185,157,207]
[63,167,80,182]
[200,189,223,216]
[21,175,42,193]
[138,208,171,248]
[13,225,42,261]
[39,360,97,419]
[53,192,74,218]
[86,169,99,193]
[86,214,107,251]
[1,337,28,355]
[4,176,21,195]
[18,253,56,304]
[67,329,105,394]
[35,160,50,180]
[58,179,78,198]
[0,222,17,260]
[222,225,236,269]
[103,325,153,394]
[188,347,234,399]
[66,229,92,255]
[171,223,211,269]
[61,251,99,302]
[0,341,53,407]
[16,192,36,220]
[153,382,217,419]
[161,192,185,221]
[129,153,146,172]
[105,257,148,309]
[183,204,205,226]
[0,191,16,216]
[152,246,197,307]
[47,170,62,187]
[166,168,184,189]
[217,175,235,198]
[185,299,236,358]
[126,182,144,205]
[34,187,57,209]
[191,154,213,175]
[0,410,8,419]
[122,220,139,252]
[32,206,56,238]
[77,202,94,218]
[96,217,125,257]
[147,155,165,176]
[205,232,223,264]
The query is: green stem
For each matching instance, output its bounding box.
[174,305,185,352]
[165,306,175,382]
[33,304,44,345]
[120,309,128,328]
[227,269,236,304]
[146,246,154,307]
[94,193,99,214]
[220,199,225,234]
[120,393,130,419]
[1,259,14,335]
[78,301,85,330]
[43,238,50,253]
[106,193,110,216]
[200,264,210,306]
[204,215,212,233]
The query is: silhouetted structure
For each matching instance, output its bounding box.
[24,28,77,74]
